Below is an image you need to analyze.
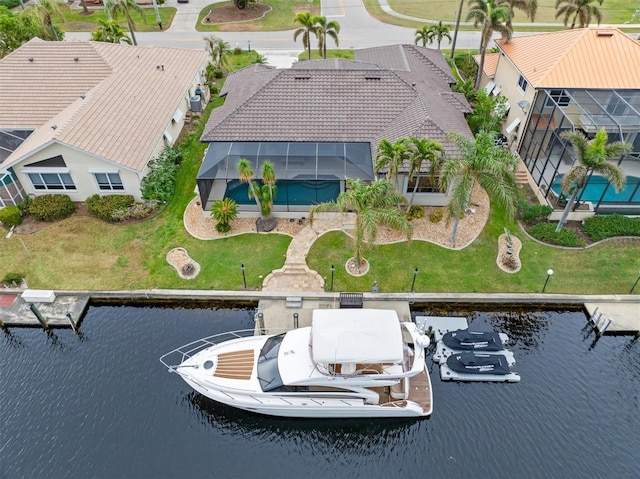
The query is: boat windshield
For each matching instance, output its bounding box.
[257,333,285,392]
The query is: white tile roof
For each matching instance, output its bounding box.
[0,39,208,172]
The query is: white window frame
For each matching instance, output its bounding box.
[517,75,528,93]
[163,130,173,145]
[24,169,76,191]
[92,171,124,191]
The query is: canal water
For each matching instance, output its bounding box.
[1,304,638,479]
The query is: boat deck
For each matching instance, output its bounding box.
[407,370,431,413]
[214,349,255,380]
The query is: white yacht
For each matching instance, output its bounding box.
[160,309,433,418]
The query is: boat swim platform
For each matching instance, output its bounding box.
[0,292,90,328]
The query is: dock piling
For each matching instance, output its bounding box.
[29,303,49,330]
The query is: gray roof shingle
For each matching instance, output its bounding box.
[201,45,472,172]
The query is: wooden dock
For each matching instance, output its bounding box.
[0,292,90,329]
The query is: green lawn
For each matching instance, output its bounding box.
[388,0,637,25]
[196,0,320,32]
[297,49,355,61]
[363,0,640,34]
[307,209,640,295]
[58,5,176,33]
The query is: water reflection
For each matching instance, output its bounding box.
[185,391,424,449]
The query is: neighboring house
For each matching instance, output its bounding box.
[484,28,640,214]
[0,39,209,207]
[197,44,473,213]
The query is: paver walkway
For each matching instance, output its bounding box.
[261,213,355,292]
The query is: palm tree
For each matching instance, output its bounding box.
[427,21,451,50]
[555,128,630,232]
[414,25,430,47]
[314,15,340,59]
[236,158,278,232]
[440,130,519,244]
[309,178,412,268]
[467,0,512,90]
[505,0,537,32]
[293,11,317,60]
[407,137,445,208]
[555,0,603,28]
[204,34,231,69]
[92,19,132,44]
[105,0,146,46]
[374,138,411,192]
[30,0,64,41]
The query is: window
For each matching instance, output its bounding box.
[95,172,124,190]
[407,175,442,193]
[517,75,528,93]
[27,172,75,190]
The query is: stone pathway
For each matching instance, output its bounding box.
[261,213,355,292]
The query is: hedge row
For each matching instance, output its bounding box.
[582,214,640,242]
[528,222,585,247]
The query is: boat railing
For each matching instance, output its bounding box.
[159,327,289,370]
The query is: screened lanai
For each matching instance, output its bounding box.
[518,88,640,214]
[196,141,374,211]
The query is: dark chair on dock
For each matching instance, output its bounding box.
[339,292,363,309]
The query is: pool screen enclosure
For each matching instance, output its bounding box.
[196,142,374,211]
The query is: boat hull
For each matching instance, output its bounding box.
[184,377,430,418]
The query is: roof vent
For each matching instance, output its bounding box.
[294,75,310,80]
[51,125,57,130]
[27,57,33,62]
[365,76,381,80]
[596,30,614,37]
[73,57,79,62]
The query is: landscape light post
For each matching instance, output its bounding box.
[330,265,335,292]
[542,269,553,293]
[411,268,418,293]
[293,313,299,329]
[630,272,640,294]
[241,263,247,289]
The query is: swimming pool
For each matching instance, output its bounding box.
[551,174,640,203]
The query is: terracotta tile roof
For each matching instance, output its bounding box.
[202,45,472,172]
[474,52,500,78]
[496,28,640,89]
[1,39,208,172]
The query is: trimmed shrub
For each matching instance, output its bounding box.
[114,201,159,221]
[429,208,444,223]
[582,214,640,242]
[213,69,224,79]
[518,199,553,223]
[0,205,22,227]
[86,194,135,222]
[406,205,425,220]
[528,222,585,247]
[233,47,242,55]
[29,194,76,222]
[2,272,23,286]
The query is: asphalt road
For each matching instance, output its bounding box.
[66,0,489,62]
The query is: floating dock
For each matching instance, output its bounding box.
[584,302,640,334]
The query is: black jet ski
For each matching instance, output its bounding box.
[445,352,512,376]
[442,329,505,352]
